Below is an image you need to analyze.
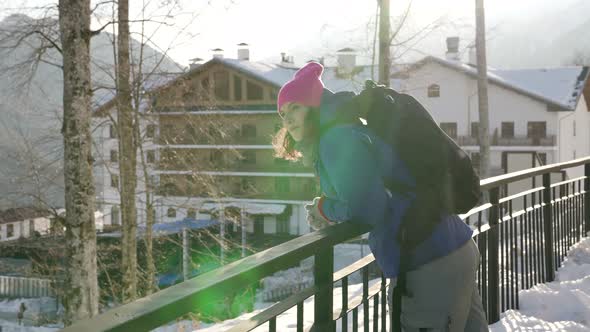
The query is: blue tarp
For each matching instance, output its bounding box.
[138,218,219,237]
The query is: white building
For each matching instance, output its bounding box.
[0,207,52,242]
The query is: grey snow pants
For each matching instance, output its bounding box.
[389,239,489,332]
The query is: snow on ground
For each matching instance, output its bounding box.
[193,278,384,332]
[0,297,58,314]
[0,297,61,331]
[0,319,60,332]
[490,236,590,331]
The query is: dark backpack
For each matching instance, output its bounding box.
[329,80,481,248]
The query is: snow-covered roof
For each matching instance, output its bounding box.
[200,202,286,215]
[99,219,219,238]
[413,56,589,111]
[491,67,588,110]
[94,53,588,116]
[146,219,218,236]
[190,57,381,94]
[213,58,296,87]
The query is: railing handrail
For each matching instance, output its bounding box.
[62,157,590,331]
[480,156,590,191]
[61,222,371,332]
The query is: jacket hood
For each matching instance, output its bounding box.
[319,88,357,127]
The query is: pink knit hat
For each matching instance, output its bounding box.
[277,61,325,116]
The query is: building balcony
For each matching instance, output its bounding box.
[456,135,556,147]
[157,135,274,146]
[156,161,312,173]
[155,189,316,202]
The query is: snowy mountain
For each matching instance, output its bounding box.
[0,14,184,209]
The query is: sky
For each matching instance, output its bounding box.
[0,0,582,68]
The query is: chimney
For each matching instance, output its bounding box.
[237,43,249,61]
[280,52,294,66]
[337,48,357,75]
[445,37,460,62]
[212,48,224,59]
[467,45,477,67]
[189,57,204,70]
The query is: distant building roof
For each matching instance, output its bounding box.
[407,56,590,111]
[200,202,286,215]
[95,54,589,115]
[0,207,51,224]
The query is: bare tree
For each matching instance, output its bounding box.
[115,0,139,302]
[378,0,391,86]
[475,0,491,178]
[58,0,99,324]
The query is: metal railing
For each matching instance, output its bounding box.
[62,157,590,332]
[457,135,556,146]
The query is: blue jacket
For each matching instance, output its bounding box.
[315,90,473,278]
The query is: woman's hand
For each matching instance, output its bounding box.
[305,197,335,230]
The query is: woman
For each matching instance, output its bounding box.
[273,61,488,331]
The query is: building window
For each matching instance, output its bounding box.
[501,122,514,139]
[208,126,217,136]
[241,150,256,165]
[110,150,118,163]
[241,124,257,138]
[185,124,196,143]
[440,122,457,139]
[210,150,223,165]
[111,205,120,225]
[274,157,289,166]
[214,71,230,100]
[161,124,175,143]
[276,214,290,234]
[471,152,481,173]
[303,179,317,195]
[146,150,156,163]
[201,77,210,91]
[187,208,196,219]
[241,178,254,192]
[269,89,278,101]
[161,182,178,196]
[537,153,547,165]
[109,124,117,138]
[146,124,156,138]
[427,84,440,98]
[573,120,576,137]
[6,224,14,238]
[167,208,176,218]
[275,177,290,193]
[471,122,480,139]
[527,121,547,139]
[246,81,263,100]
[234,76,243,101]
[111,174,119,188]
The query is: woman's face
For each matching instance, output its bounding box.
[280,102,310,142]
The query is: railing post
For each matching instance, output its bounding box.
[313,246,334,331]
[542,173,555,282]
[488,187,501,323]
[585,163,590,236]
